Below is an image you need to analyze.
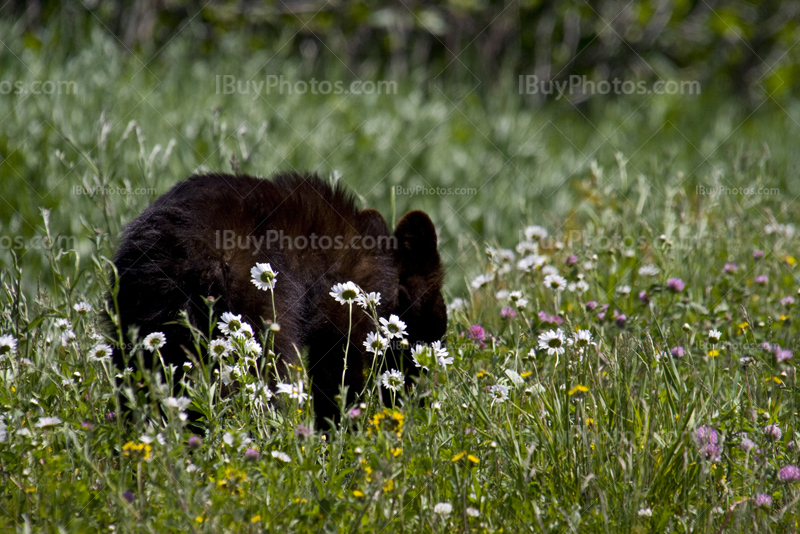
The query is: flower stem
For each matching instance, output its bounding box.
[341,301,353,414]
[269,287,277,354]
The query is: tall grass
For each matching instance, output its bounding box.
[2,17,800,534]
[2,20,800,298]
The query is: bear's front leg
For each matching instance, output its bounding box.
[307,333,367,429]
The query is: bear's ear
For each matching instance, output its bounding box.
[393,210,440,275]
[357,208,389,236]
[393,211,447,344]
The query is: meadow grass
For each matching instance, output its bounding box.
[2,19,800,534]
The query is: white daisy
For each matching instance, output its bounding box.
[490,384,509,404]
[220,364,237,385]
[543,274,567,292]
[379,315,408,340]
[538,329,566,356]
[243,338,262,357]
[448,298,466,312]
[495,289,510,301]
[541,265,559,277]
[363,332,388,354]
[271,450,291,463]
[73,302,92,314]
[250,262,278,291]
[516,240,538,255]
[432,340,449,359]
[89,343,113,361]
[436,352,454,369]
[330,281,360,304]
[143,332,166,352]
[638,265,660,277]
[209,338,231,359]
[55,318,70,331]
[470,273,494,290]
[275,381,308,405]
[617,285,631,296]
[229,322,254,340]
[381,369,404,391]
[356,291,381,309]
[218,312,243,336]
[164,397,191,411]
[35,416,62,428]
[60,330,76,347]
[524,225,548,241]
[0,334,18,356]
[275,382,293,395]
[433,502,453,516]
[708,329,721,343]
[411,344,432,371]
[431,341,453,368]
[517,254,547,272]
[572,330,594,351]
[574,280,589,294]
[466,507,480,517]
[497,249,515,262]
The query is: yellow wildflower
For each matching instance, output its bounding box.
[568,384,589,396]
[122,441,152,461]
[736,322,749,334]
[370,408,404,438]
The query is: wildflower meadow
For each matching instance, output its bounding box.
[4,2,800,533]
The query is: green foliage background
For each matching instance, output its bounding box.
[2,2,800,294]
[1,3,800,532]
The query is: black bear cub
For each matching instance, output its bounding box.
[110,172,447,426]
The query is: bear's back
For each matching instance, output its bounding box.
[112,172,399,366]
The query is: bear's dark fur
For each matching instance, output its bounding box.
[109,172,447,425]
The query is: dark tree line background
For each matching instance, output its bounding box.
[2,0,799,100]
